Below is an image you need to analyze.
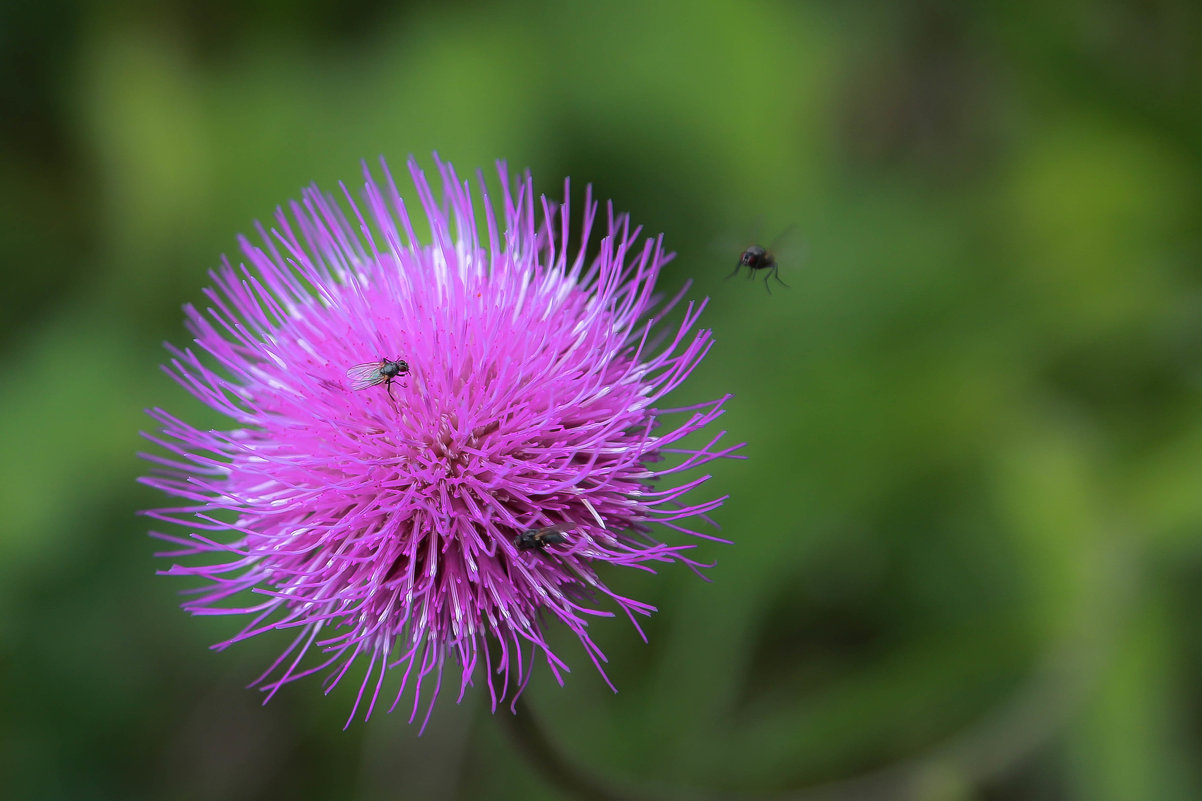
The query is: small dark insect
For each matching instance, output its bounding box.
[515,525,572,552]
[345,358,410,399]
[728,244,790,293]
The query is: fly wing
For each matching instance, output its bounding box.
[345,362,385,390]
[539,523,574,545]
[766,224,808,267]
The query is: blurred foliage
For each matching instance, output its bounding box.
[2,0,1202,799]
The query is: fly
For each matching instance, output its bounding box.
[728,244,789,293]
[515,524,573,552]
[346,358,410,399]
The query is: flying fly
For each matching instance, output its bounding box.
[728,244,789,293]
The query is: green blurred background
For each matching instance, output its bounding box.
[3,0,1201,799]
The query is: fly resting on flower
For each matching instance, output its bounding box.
[346,357,410,399]
[515,524,573,553]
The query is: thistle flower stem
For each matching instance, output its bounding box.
[498,696,651,801]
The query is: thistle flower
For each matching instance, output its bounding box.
[140,156,742,729]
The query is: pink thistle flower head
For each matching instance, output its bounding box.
[140,155,742,729]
